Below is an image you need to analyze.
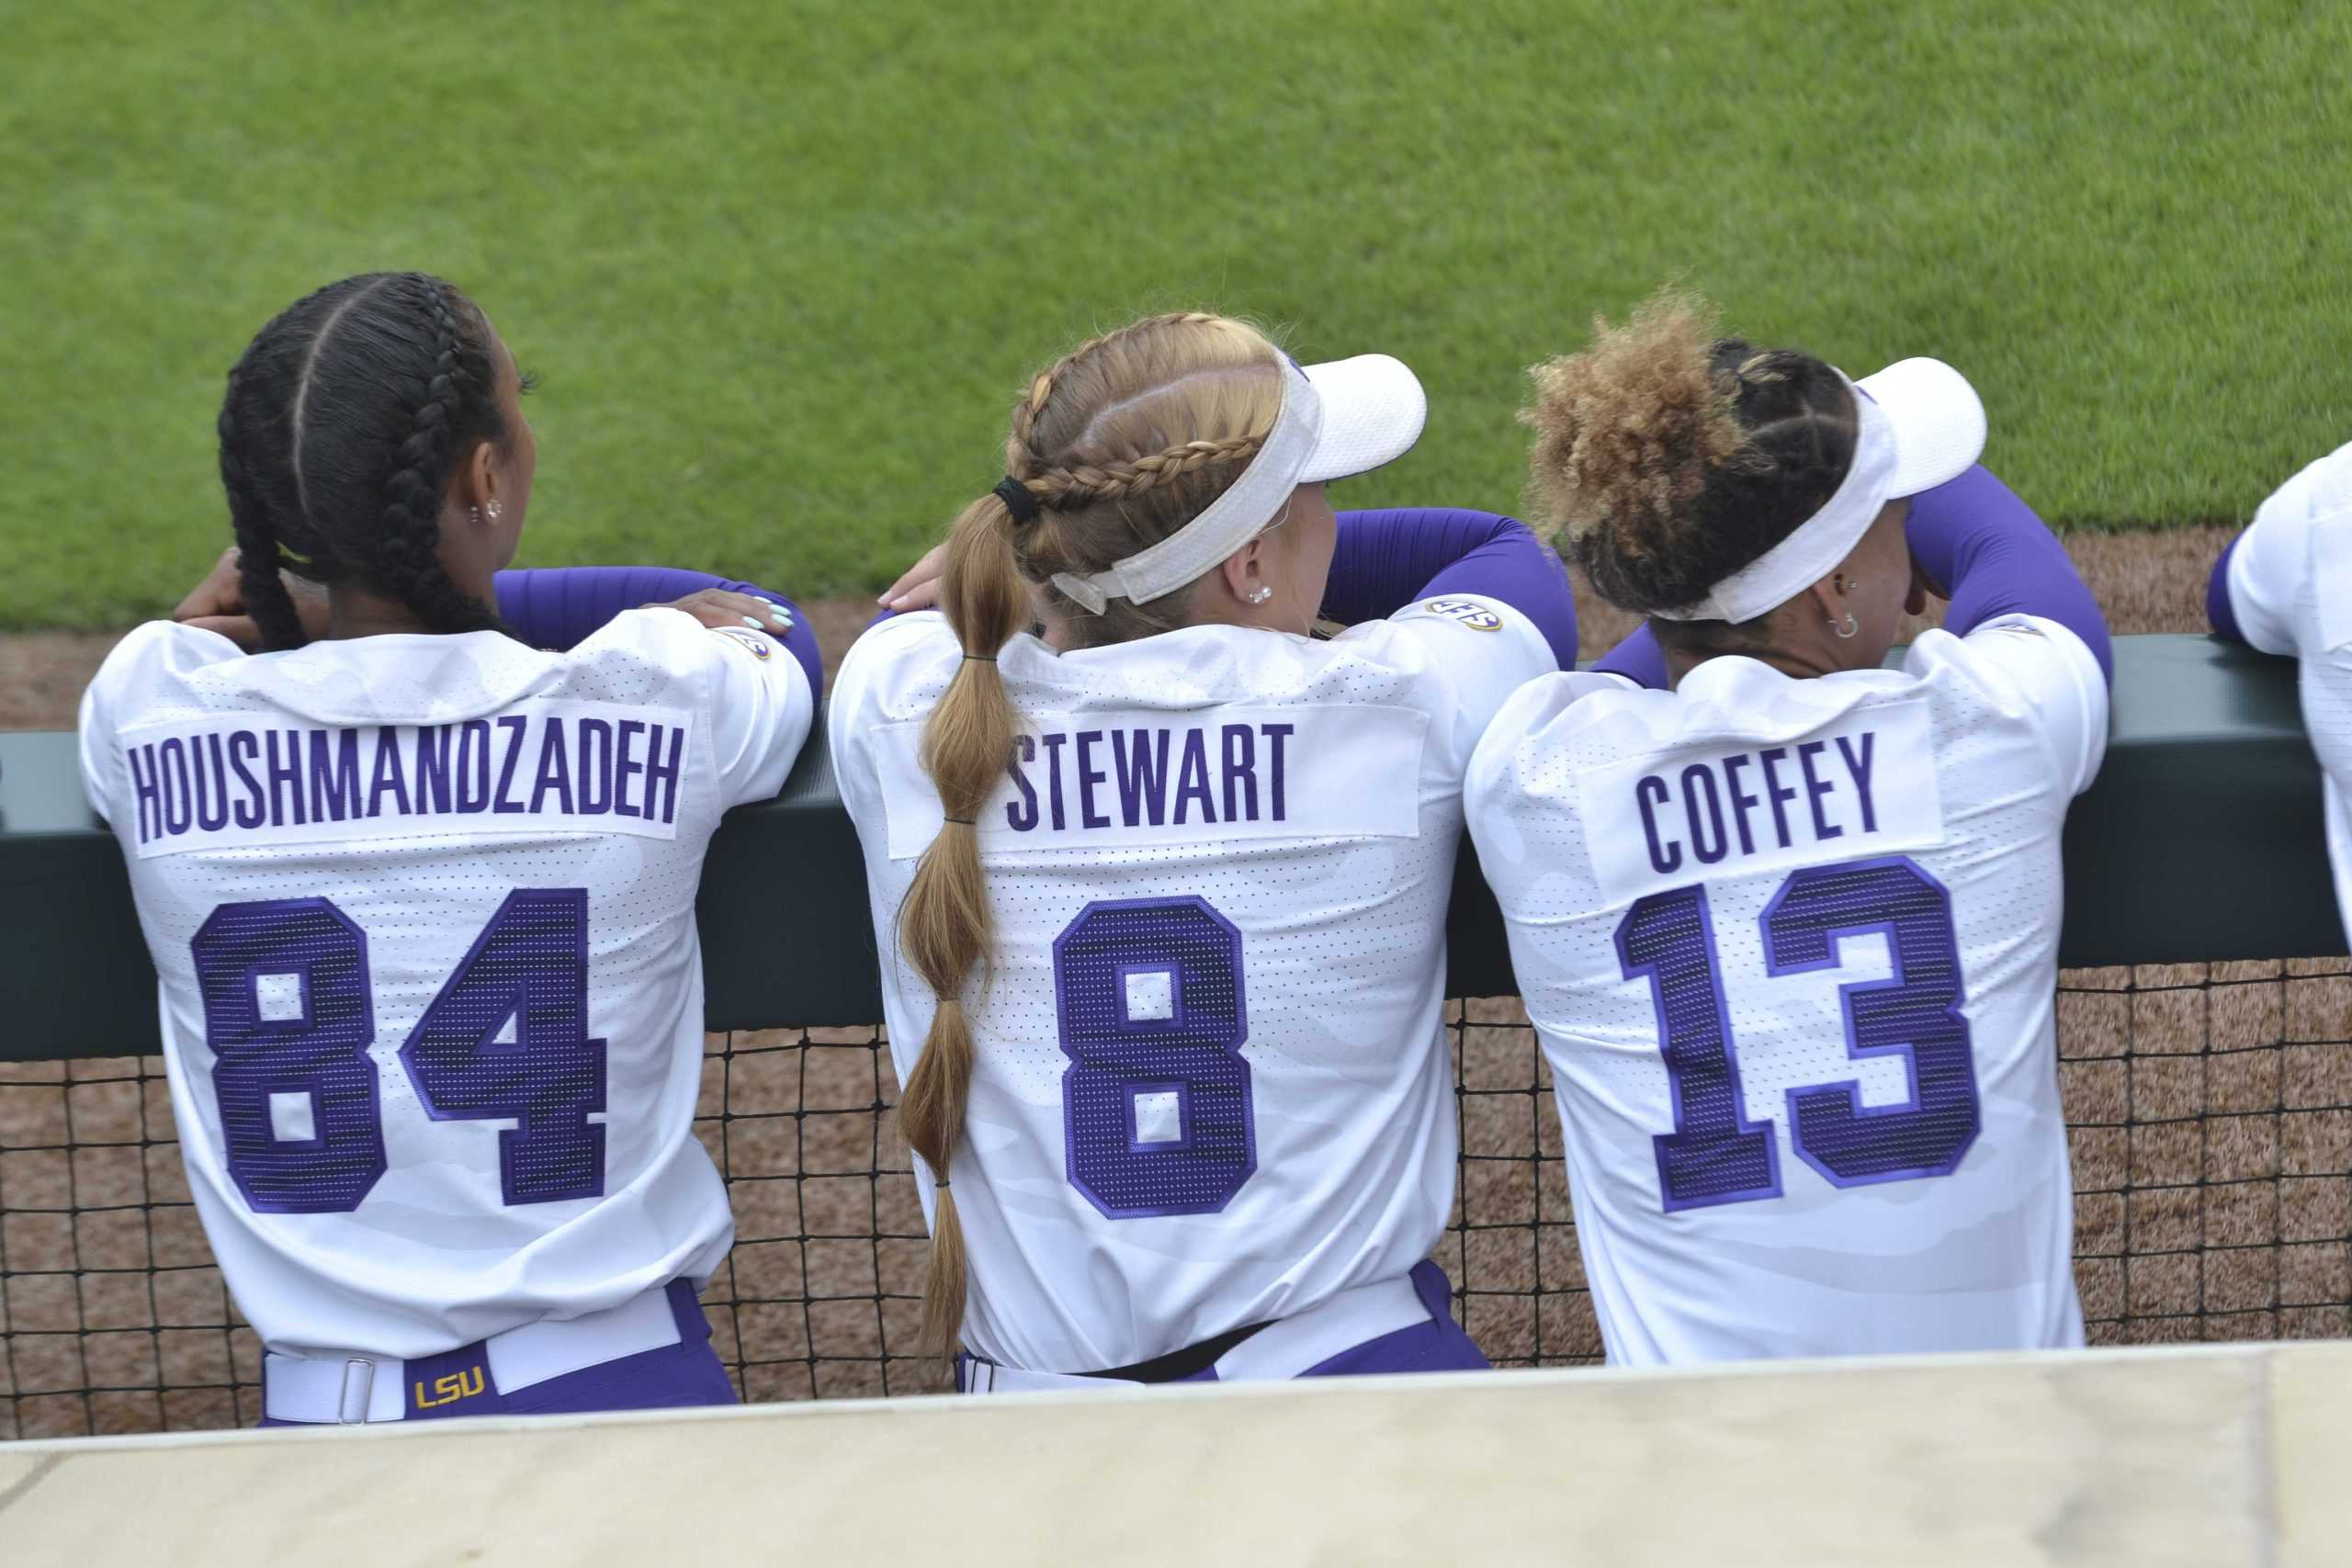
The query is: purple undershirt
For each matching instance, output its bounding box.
[1320,507,1578,667]
[493,566,822,698]
[1593,465,2113,688]
[2206,534,2246,643]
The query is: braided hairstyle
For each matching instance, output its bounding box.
[218,272,515,649]
[1522,288,1858,646]
[898,311,1286,1364]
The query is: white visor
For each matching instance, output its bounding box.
[1050,353,1427,614]
[1649,356,1986,625]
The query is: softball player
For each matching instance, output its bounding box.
[78,273,820,1423]
[830,311,1580,1388]
[2208,440,2352,935]
[1466,293,2113,1365]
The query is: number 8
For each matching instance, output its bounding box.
[191,898,387,1214]
[1052,897,1256,1218]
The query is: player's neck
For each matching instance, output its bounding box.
[323,584,435,640]
[1665,643,1844,690]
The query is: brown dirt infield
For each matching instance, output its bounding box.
[16,525,2333,1441]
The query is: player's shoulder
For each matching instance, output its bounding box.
[841,608,955,665]
[1902,615,2109,793]
[1901,615,2102,705]
[1464,670,1649,801]
[570,605,805,692]
[1340,592,1533,656]
[2266,437,2352,530]
[1334,592,1557,702]
[834,613,956,713]
[86,620,243,710]
[571,604,727,662]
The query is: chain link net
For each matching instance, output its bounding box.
[6,960,2349,1438]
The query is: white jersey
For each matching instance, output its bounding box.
[830,600,1555,1372]
[1465,616,2107,1365]
[77,612,812,1360]
[2221,439,2352,945]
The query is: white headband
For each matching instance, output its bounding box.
[1050,359,1324,615]
[1650,376,1896,625]
[1649,360,1984,625]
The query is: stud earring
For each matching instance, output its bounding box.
[1246,585,1274,605]
[1832,612,1860,639]
[486,500,503,521]
[469,505,481,525]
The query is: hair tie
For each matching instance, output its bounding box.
[992,476,1041,524]
[944,816,977,827]
[934,1176,950,1189]
[961,653,997,663]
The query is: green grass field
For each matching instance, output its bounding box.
[5,0,2346,626]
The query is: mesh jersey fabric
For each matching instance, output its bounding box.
[2224,438,2352,953]
[75,612,812,1359]
[1464,616,2108,1365]
[828,599,1555,1372]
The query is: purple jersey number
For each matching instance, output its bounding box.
[190,889,606,1213]
[1052,897,1255,1218]
[399,888,608,1205]
[189,898,387,1213]
[1616,885,1782,1211]
[1619,853,1980,1210]
[1765,856,1980,1186]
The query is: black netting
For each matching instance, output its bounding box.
[6,960,2351,1438]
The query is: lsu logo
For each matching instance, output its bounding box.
[715,626,774,660]
[413,1366,486,1409]
[1420,597,1503,632]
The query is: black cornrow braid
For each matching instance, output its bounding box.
[210,271,515,651]
[218,344,311,651]
[368,280,507,637]
[217,273,371,651]
[1627,342,1857,618]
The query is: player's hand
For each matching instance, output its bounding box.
[172,547,330,649]
[658,589,797,637]
[172,547,247,624]
[878,542,948,613]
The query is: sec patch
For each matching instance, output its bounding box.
[715,627,774,659]
[1419,597,1503,632]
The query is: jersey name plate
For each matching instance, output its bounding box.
[874,704,1429,858]
[1575,699,1944,905]
[117,699,693,858]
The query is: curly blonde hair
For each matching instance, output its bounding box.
[1521,288,1855,620]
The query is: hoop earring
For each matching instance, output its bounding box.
[1832,612,1860,639]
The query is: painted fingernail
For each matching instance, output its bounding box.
[741,616,764,628]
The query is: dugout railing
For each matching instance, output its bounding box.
[3,633,2347,1436]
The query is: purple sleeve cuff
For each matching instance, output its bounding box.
[1322,508,1577,668]
[494,566,823,699]
[2207,533,2247,644]
[1905,466,2113,684]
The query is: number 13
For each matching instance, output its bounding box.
[1617,854,1982,1212]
